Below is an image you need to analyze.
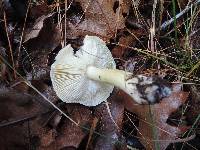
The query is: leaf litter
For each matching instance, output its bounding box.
[0,0,200,150]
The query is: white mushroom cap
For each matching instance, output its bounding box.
[50,35,116,106]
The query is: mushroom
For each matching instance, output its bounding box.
[50,35,172,106]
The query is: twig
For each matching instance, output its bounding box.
[160,0,200,30]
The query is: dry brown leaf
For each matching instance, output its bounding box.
[112,35,136,58]
[0,124,30,150]
[24,14,53,42]
[24,16,61,53]
[30,3,49,19]
[112,28,147,59]
[186,85,200,126]
[0,82,49,149]
[56,107,91,149]
[40,129,57,147]
[0,47,8,80]
[94,93,126,150]
[123,84,190,150]
[66,0,131,41]
[23,25,61,80]
[38,105,93,149]
[27,53,50,80]
[86,117,99,149]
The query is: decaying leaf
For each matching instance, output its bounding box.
[186,85,200,126]
[30,3,49,19]
[112,34,136,59]
[38,105,93,149]
[94,92,126,150]
[123,84,190,150]
[23,27,61,80]
[0,46,8,80]
[0,82,50,149]
[1,0,200,149]
[112,29,146,59]
[65,0,131,41]
[24,14,53,42]
[37,91,126,150]
[23,16,61,53]
[86,117,99,149]
[40,129,57,148]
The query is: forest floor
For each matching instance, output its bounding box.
[0,0,200,150]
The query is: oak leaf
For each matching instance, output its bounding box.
[123,84,190,150]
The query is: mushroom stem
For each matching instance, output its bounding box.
[86,66,132,91]
[86,66,172,104]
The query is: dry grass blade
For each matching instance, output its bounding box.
[3,12,16,78]
[16,0,30,70]
[86,117,98,150]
